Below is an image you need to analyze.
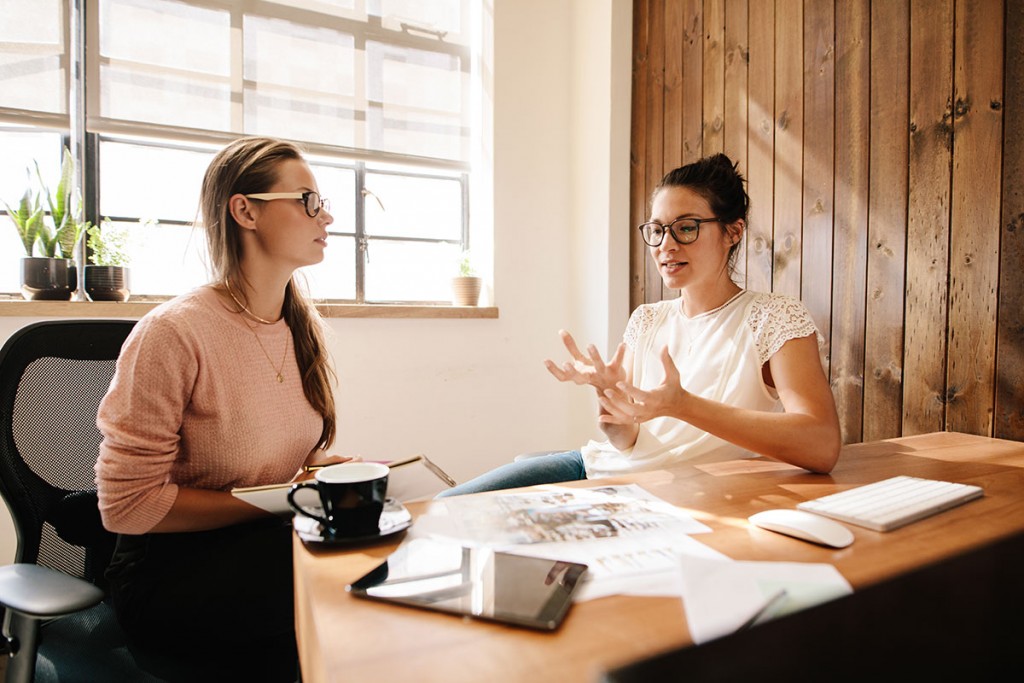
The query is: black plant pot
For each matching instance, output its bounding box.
[20,256,77,301]
[84,265,131,302]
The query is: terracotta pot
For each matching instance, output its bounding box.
[451,276,482,306]
[20,257,77,301]
[85,265,131,302]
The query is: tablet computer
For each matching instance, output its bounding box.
[346,538,588,631]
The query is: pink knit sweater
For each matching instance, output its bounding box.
[96,286,324,534]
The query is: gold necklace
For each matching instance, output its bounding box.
[224,279,278,325]
[243,318,290,383]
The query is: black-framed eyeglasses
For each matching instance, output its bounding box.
[637,216,722,247]
[244,191,330,218]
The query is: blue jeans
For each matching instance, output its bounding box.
[436,450,587,497]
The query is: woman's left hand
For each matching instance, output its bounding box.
[598,347,689,425]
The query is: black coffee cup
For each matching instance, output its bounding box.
[288,462,389,539]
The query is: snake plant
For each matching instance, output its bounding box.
[33,147,90,259]
[2,186,44,256]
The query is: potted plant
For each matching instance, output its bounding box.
[3,148,89,300]
[451,250,482,306]
[85,220,131,301]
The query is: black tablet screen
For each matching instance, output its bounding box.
[346,538,588,631]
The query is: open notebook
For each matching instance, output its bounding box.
[232,453,456,515]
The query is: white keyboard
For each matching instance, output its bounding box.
[797,476,984,532]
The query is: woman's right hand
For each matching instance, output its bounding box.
[543,330,627,395]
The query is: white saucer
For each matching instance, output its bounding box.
[293,498,412,546]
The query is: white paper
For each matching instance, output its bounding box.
[436,484,711,545]
[231,482,302,515]
[504,532,730,601]
[421,485,718,603]
[678,555,853,644]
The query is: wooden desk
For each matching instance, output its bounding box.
[292,432,1024,683]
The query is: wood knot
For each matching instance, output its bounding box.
[777,110,791,131]
[821,44,834,67]
[1007,213,1024,232]
[954,97,970,119]
[990,100,1002,111]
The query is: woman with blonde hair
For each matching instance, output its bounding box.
[96,136,348,679]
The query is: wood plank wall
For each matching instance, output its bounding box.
[629,0,1023,444]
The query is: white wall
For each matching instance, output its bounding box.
[0,0,633,564]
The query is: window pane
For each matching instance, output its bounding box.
[364,172,462,240]
[121,220,208,296]
[364,239,461,302]
[99,0,232,130]
[0,129,65,292]
[367,41,468,160]
[99,141,211,222]
[307,163,356,235]
[0,130,64,212]
[0,0,66,115]
[94,0,472,161]
[302,235,356,301]
[244,17,358,147]
[299,159,357,302]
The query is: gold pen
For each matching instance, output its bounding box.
[303,458,392,473]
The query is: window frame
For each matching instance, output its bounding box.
[0,0,477,305]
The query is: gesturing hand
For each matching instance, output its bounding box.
[598,347,688,425]
[543,330,627,394]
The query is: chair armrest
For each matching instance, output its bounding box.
[0,564,104,619]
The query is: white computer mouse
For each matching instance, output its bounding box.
[748,509,855,549]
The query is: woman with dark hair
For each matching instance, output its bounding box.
[440,153,840,497]
[95,137,349,679]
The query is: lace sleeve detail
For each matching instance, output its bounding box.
[623,303,661,350]
[747,293,822,366]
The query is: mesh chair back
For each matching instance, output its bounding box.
[0,320,136,587]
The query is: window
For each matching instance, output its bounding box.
[0,0,475,303]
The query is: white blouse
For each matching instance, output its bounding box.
[580,290,821,477]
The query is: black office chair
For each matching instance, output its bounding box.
[0,320,200,682]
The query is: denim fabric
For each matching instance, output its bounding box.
[437,450,587,497]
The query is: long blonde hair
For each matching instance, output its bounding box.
[200,136,336,449]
